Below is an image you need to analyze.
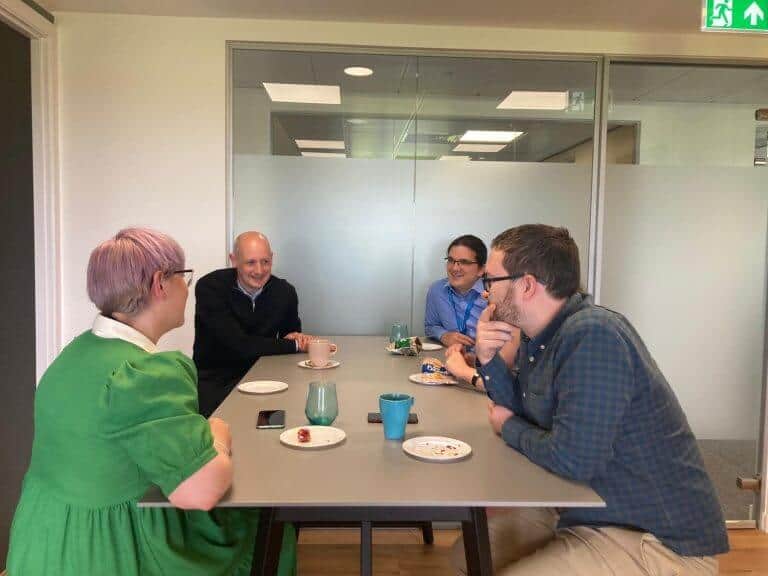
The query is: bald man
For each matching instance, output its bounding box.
[193,232,313,416]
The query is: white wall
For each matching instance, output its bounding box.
[233,87,270,155]
[232,156,592,336]
[612,102,760,166]
[601,166,767,439]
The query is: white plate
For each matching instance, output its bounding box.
[409,372,458,386]
[421,341,443,351]
[280,426,346,449]
[402,436,472,462]
[237,380,288,394]
[298,359,341,370]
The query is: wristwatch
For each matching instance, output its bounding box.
[470,372,481,388]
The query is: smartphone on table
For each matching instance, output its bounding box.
[256,409,285,429]
[367,412,418,424]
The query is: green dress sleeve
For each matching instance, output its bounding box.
[100,351,219,496]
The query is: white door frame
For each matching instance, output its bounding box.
[0,0,60,381]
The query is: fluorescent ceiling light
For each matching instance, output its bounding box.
[497,91,569,110]
[344,66,373,77]
[263,82,341,105]
[460,130,523,143]
[453,143,506,153]
[295,139,345,150]
[439,155,472,161]
[300,151,346,158]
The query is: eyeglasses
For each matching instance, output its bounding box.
[482,273,525,292]
[444,257,479,268]
[173,269,194,287]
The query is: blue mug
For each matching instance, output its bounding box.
[379,393,414,440]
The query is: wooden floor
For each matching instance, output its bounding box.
[297,528,768,575]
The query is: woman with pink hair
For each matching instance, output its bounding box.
[7,228,295,575]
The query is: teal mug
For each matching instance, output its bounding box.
[379,393,414,440]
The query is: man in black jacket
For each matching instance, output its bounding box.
[193,231,313,416]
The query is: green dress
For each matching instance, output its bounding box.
[7,331,296,576]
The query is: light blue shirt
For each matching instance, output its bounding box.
[424,278,487,343]
[236,280,263,309]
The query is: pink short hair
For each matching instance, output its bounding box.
[87,228,185,316]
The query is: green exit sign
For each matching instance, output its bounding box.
[703,0,768,32]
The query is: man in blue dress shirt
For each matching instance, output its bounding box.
[452,224,727,575]
[424,235,488,350]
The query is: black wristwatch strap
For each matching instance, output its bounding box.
[470,372,481,388]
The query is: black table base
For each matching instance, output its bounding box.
[250,506,492,576]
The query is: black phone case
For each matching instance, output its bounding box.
[367,412,417,424]
[256,410,285,428]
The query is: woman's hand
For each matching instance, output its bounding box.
[209,417,231,453]
[169,418,234,510]
[445,344,476,383]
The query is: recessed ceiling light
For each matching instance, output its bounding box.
[460,130,523,143]
[497,91,569,110]
[263,82,341,105]
[295,139,345,150]
[439,155,472,161]
[344,66,374,77]
[453,143,506,153]
[300,151,346,158]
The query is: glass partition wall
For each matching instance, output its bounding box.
[602,62,768,524]
[231,49,598,334]
[230,46,767,525]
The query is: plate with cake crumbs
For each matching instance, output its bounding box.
[401,436,472,462]
[408,372,458,386]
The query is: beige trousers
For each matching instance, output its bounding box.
[451,508,719,576]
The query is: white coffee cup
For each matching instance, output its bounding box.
[308,339,337,368]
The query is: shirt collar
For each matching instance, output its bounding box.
[236,279,263,301]
[91,314,157,353]
[525,292,591,350]
[444,278,484,297]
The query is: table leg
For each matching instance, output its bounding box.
[420,521,435,545]
[360,520,373,576]
[250,507,285,576]
[462,507,493,576]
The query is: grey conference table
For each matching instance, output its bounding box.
[142,336,603,575]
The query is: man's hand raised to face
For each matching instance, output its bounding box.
[475,304,516,365]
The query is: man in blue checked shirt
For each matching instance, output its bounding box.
[452,224,727,576]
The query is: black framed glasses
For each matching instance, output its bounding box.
[482,273,524,292]
[173,269,194,287]
[444,257,479,268]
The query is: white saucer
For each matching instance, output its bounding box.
[237,380,288,394]
[402,436,472,462]
[409,373,458,386]
[280,426,346,449]
[298,359,341,370]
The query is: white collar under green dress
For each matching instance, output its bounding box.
[91,314,157,354]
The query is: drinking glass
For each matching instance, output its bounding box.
[305,381,338,426]
[389,322,409,343]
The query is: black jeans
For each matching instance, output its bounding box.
[197,371,240,417]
